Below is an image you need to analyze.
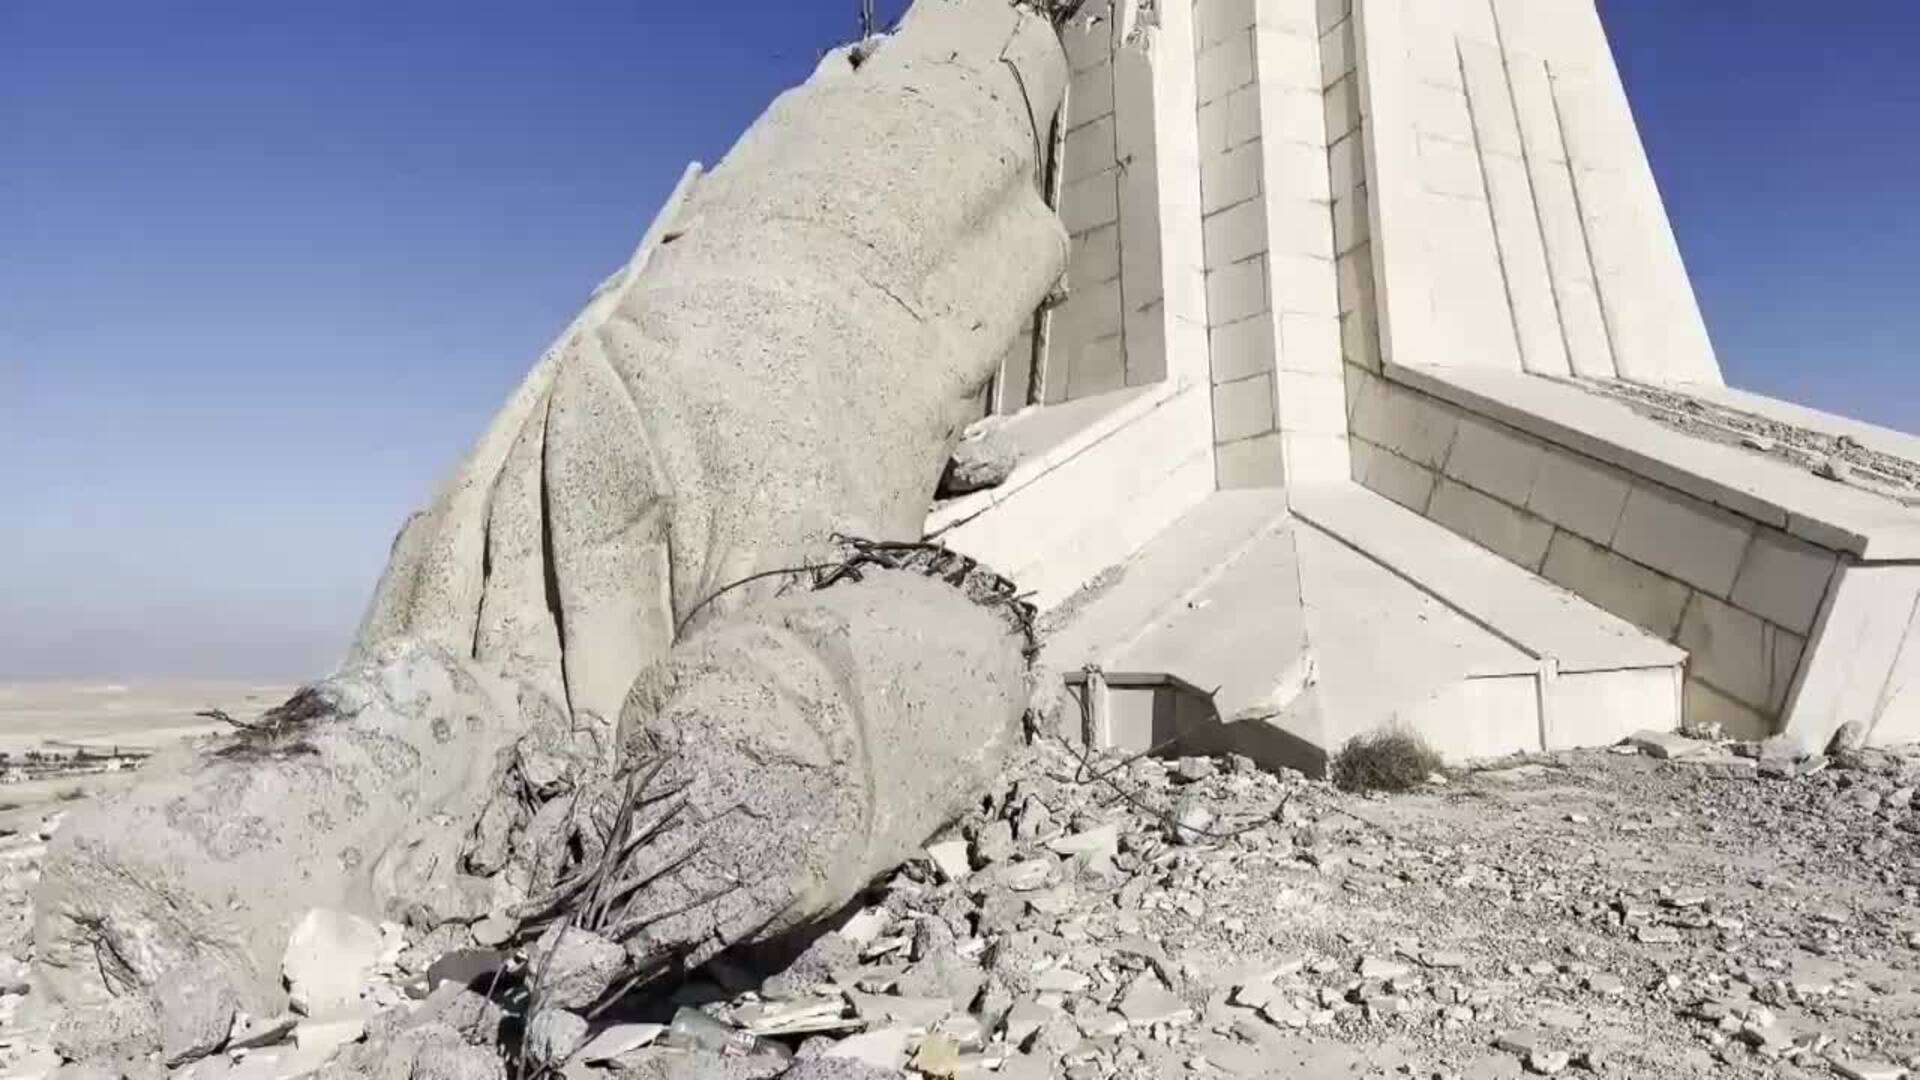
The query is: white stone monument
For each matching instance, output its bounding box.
[933,0,1920,769]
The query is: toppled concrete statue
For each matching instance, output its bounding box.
[32,0,1070,1066]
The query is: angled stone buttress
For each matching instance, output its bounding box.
[939,0,1920,773]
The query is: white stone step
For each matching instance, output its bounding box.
[1290,484,1687,675]
[1291,485,1685,757]
[1044,485,1685,773]
[1044,488,1294,681]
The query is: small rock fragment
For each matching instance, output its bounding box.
[1168,796,1215,845]
[1629,731,1710,760]
[51,995,161,1063]
[532,926,625,1010]
[1047,825,1119,861]
[910,1033,963,1078]
[1171,758,1217,784]
[847,991,954,1031]
[227,1012,299,1051]
[837,907,892,949]
[938,429,1018,497]
[421,948,507,999]
[283,908,385,1016]
[823,1026,915,1071]
[523,1009,588,1067]
[1356,957,1410,980]
[1495,1031,1544,1057]
[158,963,240,1066]
[1829,721,1869,755]
[1527,1049,1571,1076]
[997,859,1054,892]
[1117,978,1193,1027]
[1584,973,1625,996]
[971,820,1015,866]
[469,912,516,948]
[925,840,972,883]
[576,1023,666,1063]
[293,1013,368,1055]
[1832,1062,1910,1080]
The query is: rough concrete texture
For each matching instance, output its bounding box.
[283,909,386,1017]
[10,738,1920,1079]
[938,422,1020,498]
[587,570,1028,974]
[30,0,1066,1055]
[33,643,534,1016]
[311,1023,504,1080]
[352,0,1068,730]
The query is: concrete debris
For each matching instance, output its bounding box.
[1832,1063,1912,1080]
[226,1013,299,1052]
[157,963,240,1065]
[922,842,971,885]
[1628,730,1712,760]
[3,729,1892,1079]
[530,927,625,1011]
[937,426,1018,499]
[846,993,951,1032]
[967,821,1014,867]
[283,909,385,1018]
[781,1060,903,1080]
[1115,978,1191,1027]
[1045,824,1118,861]
[498,734,1920,1080]
[822,1028,913,1071]
[523,1009,588,1068]
[3,10,1918,1080]
[0,957,29,997]
[576,1024,665,1064]
[49,996,160,1064]
[1527,1048,1571,1075]
[1831,721,1871,755]
[292,1015,367,1055]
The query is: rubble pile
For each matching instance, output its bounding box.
[1583,379,1920,505]
[6,730,1919,1080]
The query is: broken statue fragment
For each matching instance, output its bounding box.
[33,0,1070,1058]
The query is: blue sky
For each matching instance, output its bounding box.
[2,1,1916,680]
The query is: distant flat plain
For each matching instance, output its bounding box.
[0,680,294,756]
[0,680,294,821]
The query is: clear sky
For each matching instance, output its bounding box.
[2,1,1916,681]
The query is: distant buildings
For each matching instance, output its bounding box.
[0,746,150,785]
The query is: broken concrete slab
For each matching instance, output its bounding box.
[283,909,384,1017]
[1629,730,1714,760]
[822,1026,915,1071]
[157,962,238,1065]
[576,1023,665,1064]
[528,927,624,1012]
[924,841,972,884]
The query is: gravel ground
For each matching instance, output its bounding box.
[3,734,1917,1080]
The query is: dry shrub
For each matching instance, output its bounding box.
[1331,730,1442,794]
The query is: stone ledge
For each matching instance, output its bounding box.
[1387,363,1920,560]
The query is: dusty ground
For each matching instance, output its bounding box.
[2,731,1916,1080]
